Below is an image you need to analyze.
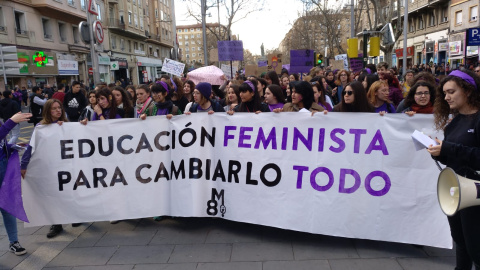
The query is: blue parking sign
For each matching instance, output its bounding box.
[467,27,480,46]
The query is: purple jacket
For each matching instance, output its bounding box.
[0,119,17,160]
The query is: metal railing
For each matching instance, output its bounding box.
[44,34,53,39]
[15,28,27,35]
[109,18,126,29]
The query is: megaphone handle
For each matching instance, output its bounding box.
[435,160,443,171]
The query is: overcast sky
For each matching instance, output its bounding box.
[174,0,308,55]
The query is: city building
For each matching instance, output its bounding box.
[448,0,479,68]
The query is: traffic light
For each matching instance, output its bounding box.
[315,53,323,66]
[368,36,380,57]
[347,38,359,58]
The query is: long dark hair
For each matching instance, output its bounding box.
[266,84,285,104]
[266,71,280,86]
[311,82,327,107]
[238,78,262,112]
[184,80,195,102]
[226,84,241,105]
[404,81,436,108]
[96,88,120,119]
[365,74,380,93]
[434,70,480,130]
[112,86,134,117]
[337,81,374,112]
[293,81,315,110]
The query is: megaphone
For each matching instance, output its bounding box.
[437,167,480,216]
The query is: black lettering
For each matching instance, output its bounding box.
[136,164,152,183]
[78,139,95,158]
[171,160,185,179]
[260,163,282,187]
[110,167,128,186]
[228,160,241,183]
[135,133,153,153]
[154,131,170,151]
[93,168,108,188]
[189,158,202,179]
[246,162,258,185]
[98,136,114,156]
[60,140,74,159]
[179,123,197,147]
[212,160,226,182]
[205,159,211,180]
[73,170,91,190]
[117,135,134,154]
[58,171,71,191]
[154,162,170,182]
[200,127,215,147]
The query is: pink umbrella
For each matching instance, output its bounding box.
[187,65,226,85]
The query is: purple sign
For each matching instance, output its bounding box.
[258,60,268,67]
[218,41,244,61]
[349,58,363,73]
[290,50,314,74]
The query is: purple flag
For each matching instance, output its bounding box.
[0,150,29,222]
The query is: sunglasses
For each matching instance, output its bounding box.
[343,90,353,96]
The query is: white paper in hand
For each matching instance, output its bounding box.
[411,130,439,151]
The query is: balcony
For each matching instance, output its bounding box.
[109,19,147,40]
[109,18,126,30]
[16,28,28,36]
[32,0,86,24]
[107,0,118,3]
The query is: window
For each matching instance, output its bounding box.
[134,42,138,50]
[42,18,52,39]
[179,35,182,39]
[120,38,125,51]
[155,9,158,18]
[81,0,86,10]
[191,34,194,38]
[418,17,424,29]
[72,26,79,43]
[185,35,188,40]
[111,36,117,49]
[128,40,131,52]
[58,22,67,42]
[192,53,196,57]
[185,41,189,46]
[134,14,138,28]
[192,47,196,51]
[441,7,448,22]
[97,4,101,20]
[455,10,462,25]
[429,12,435,26]
[470,6,478,21]
[409,20,415,32]
[140,43,145,52]
[198,47,201,51]
[179,42,182,45]
[186,54,189,58]
[185,48,189,52]
[0,7,5,31]
[128,12,132,25]
[68,0,75,6]
[190,28,194,32]
[132,0,136,5]
[178,29,182,32]
[198,59,202,63]
[14,11,27,34]
[197,34,201,38]
[191,40,195,45]
[140,16,144,29]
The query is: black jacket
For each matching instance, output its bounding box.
[63,91,87,122]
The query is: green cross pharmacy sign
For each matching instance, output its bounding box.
[110,61,119,70]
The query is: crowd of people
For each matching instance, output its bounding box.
[0,61,479,270]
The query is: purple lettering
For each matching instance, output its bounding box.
[310,167,334,192]
[224,126,237,147]
[254,127,277,150]
[329,128,346,153]
[365,129,389,155]
[365,171,391,196]
[293,165,309,189]
[281,127,288,150]
[318,128,325,152]
[238,127,253,148]
[338,169,361,194]
[293,127,313,151]
[349,129,367,154]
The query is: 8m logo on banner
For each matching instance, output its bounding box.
[207,188,226,217]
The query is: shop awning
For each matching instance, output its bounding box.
[136,56,163,67]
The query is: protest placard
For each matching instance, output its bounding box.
[161,58,185,77]
[221,64,238,79]
[349,58,364,73]
[217,40,244,61]
[290,50,314,74]
[23,113,450,249]
[267,53,282,73]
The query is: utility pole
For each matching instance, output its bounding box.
[402,0,408,76]
[171,0,178,61]
[87,10,100,85]
[201,0,208,66]
[350,0,355,38]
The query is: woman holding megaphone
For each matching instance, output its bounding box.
[427,69,480,270]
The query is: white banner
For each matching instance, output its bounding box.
[221,64,238,80]
[22,113,450,248]
[161,58,185,77]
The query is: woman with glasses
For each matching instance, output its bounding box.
[427,69,480,270]
[332,69,351,105]
[402,81,435,115]
[186,82,225,113]
[367,81,396,113]
[333,81,374,113]
[139,82,182,119]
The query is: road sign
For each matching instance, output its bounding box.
[93,20,104,44]
[0,45,20,76]
[88,67,93,75]
[88,0,98,15]
[467,27,480,46]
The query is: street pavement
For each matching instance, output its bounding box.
[0,107,457,270]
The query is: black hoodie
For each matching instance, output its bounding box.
[63,91,87,122]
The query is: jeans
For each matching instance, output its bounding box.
[8,124,20,144]
[0,157,18,243]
